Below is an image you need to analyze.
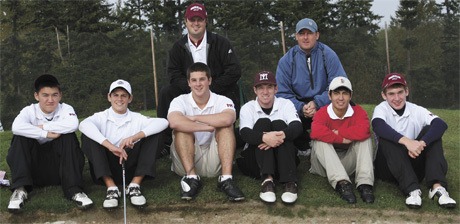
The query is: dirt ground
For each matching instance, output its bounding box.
[2,200,459,223]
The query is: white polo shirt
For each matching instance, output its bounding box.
[12,103,79,144]
[188,31,207,64]
[372,101,438,139]
[239,96,300,130]
[168,91,235,146]
[79,107,168,147]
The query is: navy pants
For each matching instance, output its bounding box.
[7,133,85,199]
[374,126,448,195]
[237,119,298,183]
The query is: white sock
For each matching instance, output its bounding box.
[186,175,199,180]
[128,183,140,188]
[107,186,118,192]
[220,175,233,182]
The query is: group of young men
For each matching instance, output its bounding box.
[6,2,456,213]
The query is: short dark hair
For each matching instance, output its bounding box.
[187,62,211,80]
[34,74,61,92]
[383,83,407,94]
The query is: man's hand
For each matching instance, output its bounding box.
[303,101,317,118]
[47,132,61,139]
[260,131,285,149]
[119,136,137,150]
[399,137,425,159]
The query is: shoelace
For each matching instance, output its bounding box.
[128,186,141,196]
[106,190,119,199]
[437,188,449,196]
[285,183,297,193]
[409,190,421,197]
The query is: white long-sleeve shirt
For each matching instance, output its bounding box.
[12,103,79,144]
[79,107,168,147]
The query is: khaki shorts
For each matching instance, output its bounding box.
[170,135,221,177]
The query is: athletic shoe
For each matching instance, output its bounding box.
[103,188,120,209]
[357,184,375,203]
[127,185,146,207]
[335,180,356,204]
[180,176,202,200]
[72,192,93,209]
[428,186,456,209]
[8,187,27,213]
[281,182,298,204]
[217,177,245,201]
[259,179,276,203]
[405,189,422,209]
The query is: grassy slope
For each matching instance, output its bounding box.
[0,106,459,220]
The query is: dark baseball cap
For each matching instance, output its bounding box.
[382,73,407,90]
[253,71,276,87]
[185,3,207,20]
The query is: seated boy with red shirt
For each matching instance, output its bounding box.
[309,77,374,204]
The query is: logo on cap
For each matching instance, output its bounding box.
[388,74,401,81]
[259,73,269,81]
[190,5,203,12]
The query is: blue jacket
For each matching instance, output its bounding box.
[276,42,346,115]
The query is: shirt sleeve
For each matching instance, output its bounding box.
[12,106,48,139]
[79,114,108,145]
[336,106,371,141]
[139,116,169,137]
[42,104,79,134]
[310,108,343,143]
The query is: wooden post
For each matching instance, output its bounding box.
[150,28,159,109]
[279,21,286,55]
[385,22,391,74]
[66,25,70,56]
[55,26,63,61]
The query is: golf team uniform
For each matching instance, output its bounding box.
[168,91,235,177]
[79,107,168,185]
[7,103,86,199]
[237,96,302,182]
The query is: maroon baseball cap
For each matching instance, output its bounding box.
[382,73,407,90]
[253,71,276,87]
[185,3,207,20]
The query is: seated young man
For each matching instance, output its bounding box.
[237,71,302,204]
[7,74,93,212]
[310,77,375,204]
[372,73,456,209]
[79,79,168,209]
[167,62,245,201]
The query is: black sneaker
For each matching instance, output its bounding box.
[281,182,298,204]
[218,177,245,201]
[127,185,146,207]
[180,176,202,200]
[259,179,276,203]
[335,180,356,204]
[103,188,120,209]
[357,184,375,203]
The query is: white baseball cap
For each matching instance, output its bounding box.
[109,79,132,95]
[329,76,352,92]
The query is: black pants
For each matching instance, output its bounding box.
[374,126,448,195]
[295,116,312,150]
[81,134,159,185]
[236,119,298,183]
[6,133,85,199]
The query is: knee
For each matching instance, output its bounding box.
[271,120,287,131]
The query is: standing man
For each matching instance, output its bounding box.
[309,77,374,204]
[7,74,93,212]
[168,62,244,201]
[372,73,456,209]
[157,2,242,156]
[276,18,347,154]
[79,79,168,209]
[237,71,302,204]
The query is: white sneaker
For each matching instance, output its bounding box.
[429,186,457,208]
[8,187,28,213]
[259,179,276,203]
[405,189,422,208]
[127,185,146,207]
[103,188,120,209]
[72,192,93,209]
[281,182,298,204]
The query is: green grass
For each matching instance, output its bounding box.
[0,106,459,219]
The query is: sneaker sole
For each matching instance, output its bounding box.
[8,208,22,214]
[440,203,456,209]
[406,204,422,209]
[76,203,94,210]
[229,196,245,202]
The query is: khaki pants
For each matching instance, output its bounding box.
[309,138,374,189]
[170,135,221,177]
